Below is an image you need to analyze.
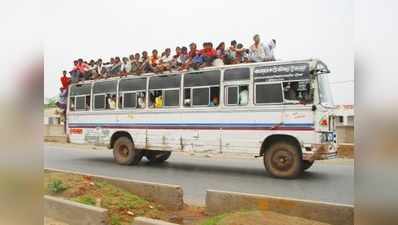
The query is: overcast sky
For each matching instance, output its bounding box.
[44,0,353,104]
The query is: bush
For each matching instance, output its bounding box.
[48,179,67,193]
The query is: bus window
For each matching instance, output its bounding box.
[184,70,220,107]
[69,83,91,111]
[224,68,250,81]
[225,85,249,106]
[283,80,313,104]
[119,78,147,109]
[93,80,117,110]
[148,74,181,108]
[255,83,283,104]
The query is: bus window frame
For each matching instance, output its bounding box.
[184,85,220,108]
[253,81,285,105]
[281,79,313,104]
[224,83,250,106]
[148,87,181,108]
[74,94,89,111]
[93,93,107,110]
[119,90,146,109]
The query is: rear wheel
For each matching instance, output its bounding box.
[303,160,315,171]
[113,137,143,165]
[263,142,303,179]
[144,150,171,163]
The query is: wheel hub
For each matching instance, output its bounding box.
[271,149,294,171]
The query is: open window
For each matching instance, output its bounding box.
[92,80,117,110]
[282,80,313,104]
[254,82,283,104]
[225,85,249,106]
[119,78,147,109]
[69,83,91,111]
[184,70,220,107]
[148,74,181,108]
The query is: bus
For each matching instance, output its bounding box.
[66,59,337,179]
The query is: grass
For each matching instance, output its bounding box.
[199,213,227,225]
[47,179,67,193]
[44,171,167,225]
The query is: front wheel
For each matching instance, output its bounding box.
[144,150,171,163]
[264,142,303,179]
[113,137,143,165]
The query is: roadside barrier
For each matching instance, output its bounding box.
[45,168,184,210]
[133,217,179,225]
[206,189,353,225]
[44,195,108,225]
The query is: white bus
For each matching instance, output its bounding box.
[67,59,337,178]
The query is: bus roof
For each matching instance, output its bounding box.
[76,58,329,85]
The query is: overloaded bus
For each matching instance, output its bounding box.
[66,59,337,178]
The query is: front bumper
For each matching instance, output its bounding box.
[302,143,337,161]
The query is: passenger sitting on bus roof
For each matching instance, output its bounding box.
[225,40,238,65]
[92,59,106,80]
[268,39,276,61]
[77,58,90,81]
[120,57,131,77]
[176,46,189,71]
[214,42,226,67]
[86,59,97,80]
[131,53,143,75]
[60,70,71,89]
[200,42,217,67]
[236,43,249,63]
[69,60,80,83]
[110,57,122,76]
[249,34,273,62]
[209,96,219,107]
[140,51,152,73]
[159,48,173,72]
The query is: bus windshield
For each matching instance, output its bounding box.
[317,73,334,107]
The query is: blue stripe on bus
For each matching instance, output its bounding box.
[68,122,314,130]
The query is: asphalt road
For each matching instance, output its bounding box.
[44,144,354,205]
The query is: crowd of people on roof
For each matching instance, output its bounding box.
[59,34,276,89]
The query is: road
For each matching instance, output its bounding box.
[44,144,354,205]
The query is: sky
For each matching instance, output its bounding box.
[44,0,354,104]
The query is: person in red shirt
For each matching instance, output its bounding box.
[200,42,217,67]
[60,70,71,89]
[77,58,89,81]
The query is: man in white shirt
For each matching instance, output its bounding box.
[249,34,273,62]
[239,88,249,105]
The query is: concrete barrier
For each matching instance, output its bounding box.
[206,190,353,225]
[44,195,108,225]
[46,168,184,210]
[133,217,178,225]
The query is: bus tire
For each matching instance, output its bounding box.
[113,137,143,165]
[145,150,171,163]
[303,160,315,171]
[263,141,303,179]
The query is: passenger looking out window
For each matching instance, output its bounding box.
[209,96,219,107]
[107,94,117,109]
[239,86,249,105]
[283,81,313,104]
